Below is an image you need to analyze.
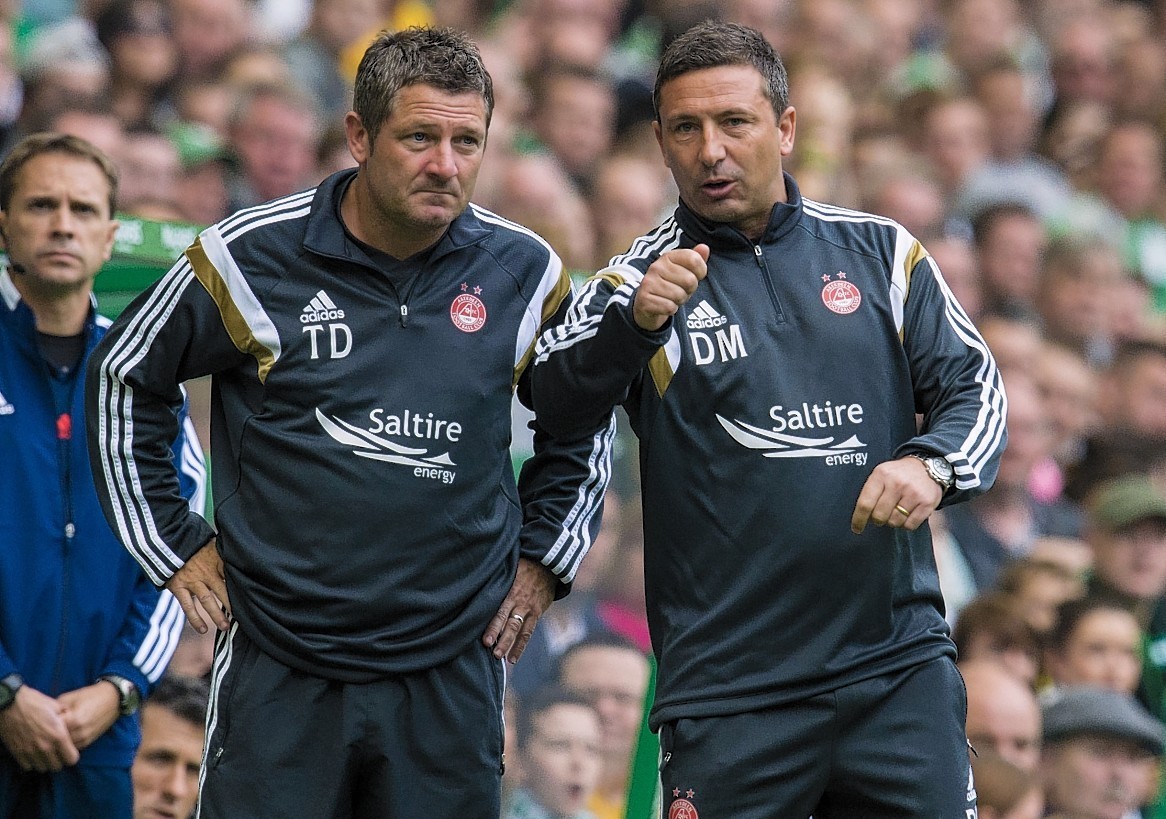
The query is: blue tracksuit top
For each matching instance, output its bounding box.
[0,269,206,766]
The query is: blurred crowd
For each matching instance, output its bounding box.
[11,0,1166,816]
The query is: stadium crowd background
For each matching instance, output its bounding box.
[10,0,1166,815]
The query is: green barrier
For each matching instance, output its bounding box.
[625,655,661,819]
[95,215,203,318]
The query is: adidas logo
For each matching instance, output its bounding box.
[686,299,728,329]
[0,389,13,415]
[300,290,346,324]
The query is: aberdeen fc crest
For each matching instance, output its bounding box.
[821,271,861,315]
[451,283,487,332]
[669,788,699,819]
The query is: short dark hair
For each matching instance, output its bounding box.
[352,26,494,145]
[0,132,119,216]
[654,20,788,122]
[148,674,210,729]
[557,630,645,672]
[1046,593,1136,654]
[515,685,596,750]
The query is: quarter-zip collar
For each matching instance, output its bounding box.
[672,171,804,249]
[302,168,493,269]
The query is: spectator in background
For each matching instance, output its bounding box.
[955,595,1043,688]
[1113,34,1166,124]
[1040,686,1164,819]
[969,749,1043,819]
[10,18,111,153]
[94,0,178,130]
[996,557,1084,639]
[528,64,617,195]
[1083,475,1166,726]
[131,674,209,819]
[589,151,672,268]
[47,104,126,165]
[115,126,182,215]
[860,162,948,240]
[225,82,322,212]
[281,0,382,120]
[1035,342,1100,479]
[977,308,1044,380]
[1046,12,1117,114]
[1096,340,1166,442]
[0,132,205,819]
[959,58,1073,223]
[169,0,251,82]
[944,372,1081,590]
[784,62,856,205]
[504,687,603,819]
[171,78,237,141]
[961,657,1043,772]
[171,120,232,226]
[921,94,992,212]
[558,634,649,819]
[1038,234,1127,367]
[1043,594,1143,696]
[1093,121,1166,305]
[971,201,1047,315]
[485,150,596,272]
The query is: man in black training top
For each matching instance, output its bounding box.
[532,20,1007,818]
[88,27,612,818]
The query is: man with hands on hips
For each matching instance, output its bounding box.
[531,20,1006,818]
[88,26,611,819]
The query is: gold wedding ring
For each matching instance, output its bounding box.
[894,505,910,517]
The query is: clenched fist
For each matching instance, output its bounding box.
[633,244,711,331]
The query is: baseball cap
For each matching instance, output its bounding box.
[1090,474,1166,532]
[1042,686,1165,755]
[168,122,232,170]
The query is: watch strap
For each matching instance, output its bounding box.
[98,674,141,716]
[0,673,24,711]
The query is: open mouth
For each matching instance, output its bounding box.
[701,179,735,198]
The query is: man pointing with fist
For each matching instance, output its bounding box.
[531,20,1007,819]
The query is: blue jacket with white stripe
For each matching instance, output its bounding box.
[86,169,613,681]
[0,270,205,767]
[531,174,1007,729]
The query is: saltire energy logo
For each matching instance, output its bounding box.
[716,400,868,467]
[316,408,458,483]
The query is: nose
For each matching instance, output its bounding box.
[698,124,726,167]
[426,140,459,179]
[163,764,192,799]
[50,204,76,237]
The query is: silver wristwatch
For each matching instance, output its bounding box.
[98,674,141,716]
[0,673,23,711]
[910,454,955,492]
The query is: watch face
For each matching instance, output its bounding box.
[930,457,954,484]
[0,680,17,710]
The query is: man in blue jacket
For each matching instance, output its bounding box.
[0,132,205,818]
[532,21,1008,818]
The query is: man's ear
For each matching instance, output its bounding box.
[344,111,370,165]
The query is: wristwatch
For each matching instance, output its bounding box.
[910,453,955,492]
[98,674,141,716]
[0,673,23,711]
